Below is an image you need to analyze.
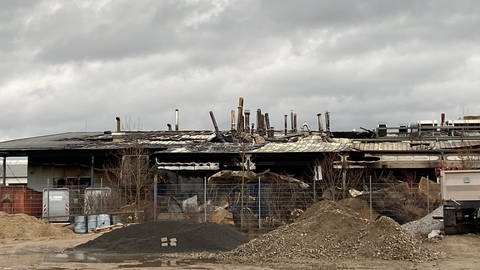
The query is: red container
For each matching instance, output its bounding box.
[0,186,42,218]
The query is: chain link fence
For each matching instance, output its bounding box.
[2,175,439,230]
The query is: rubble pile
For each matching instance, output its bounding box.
[0,211,72,239]
[402,206,443,235]
[338,197,380,220]
[225,201,437,263]
[358,179,441,224]
[77,220,248,253]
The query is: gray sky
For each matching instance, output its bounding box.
[1,0,479,141]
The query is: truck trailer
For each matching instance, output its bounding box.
[440,170,480,234]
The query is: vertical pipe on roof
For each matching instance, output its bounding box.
[231,110,236,131]
[265,113,271,130]
[256,109,262,134]
[115,117,121,132]
[260,114,266,136]
[293,112,298,133]
[284,114,288,135]
[244,110,250,133]
[237,106,244,132]
[175,109,179,131]
[325,111,331,133]
[265,113,273,138]
[237,97,244,132]
[317,113,323,132]
[290,111,294,132]
[441,112,446,126]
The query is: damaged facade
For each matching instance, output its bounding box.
[1,98,480,225]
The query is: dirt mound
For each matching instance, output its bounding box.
[76,220,248,253]
[338,197,380,220]
[225,200,437,263]
[0,211,73,239]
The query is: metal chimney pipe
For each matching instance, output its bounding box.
[261,114,267,136]
[237,106,244,132]
[325,111,331,132]
[115,117,121,132]
[237,97,244,131]
[441,112,446,126]
[265,113,271,130]
[290,111,294,132]
[317,113,323,132]
[175,109,179,131]
[209,111,219,134]
[293,112,297,133]
[284,114,288,135]
[231,110,236,130]
[244,110,250,133]
[256,109,262,134]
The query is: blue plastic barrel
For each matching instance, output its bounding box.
[87,215,98,232]
[74,215,87,234]
[111,215,122,225]
[97,214,111,229]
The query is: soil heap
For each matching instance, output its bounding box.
[225,200,437,263]
[0,211,73,240]
[76,220,248,253]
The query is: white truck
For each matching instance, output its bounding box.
[440,170,480,234]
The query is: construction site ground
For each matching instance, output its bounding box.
[0,233,479,270]
[0,196,477,269]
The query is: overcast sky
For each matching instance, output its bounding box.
[1,0,479,141]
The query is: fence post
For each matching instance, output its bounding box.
[153,174,157,222]
[369,175,372,221]
[100,178,104,213]
[204,176,207,223]
[426,175,430,213]
[47,178,50,220]
[258,176,261,229]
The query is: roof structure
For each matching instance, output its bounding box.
[2,131,480,156]
[251,136,350,153]
[0,131,216,153]
[0,132,103,151]
[351,140,480,153]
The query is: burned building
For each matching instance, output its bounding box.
[2,99,480,224]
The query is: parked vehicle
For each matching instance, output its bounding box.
[440,170,480,234]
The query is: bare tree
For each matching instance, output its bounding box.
[314,153,367,201]
[102,146,155,218]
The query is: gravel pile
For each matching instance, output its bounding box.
[76,220,248,253]
[0,211,72,240]
[224,201,438,263]
[402,206,443,235]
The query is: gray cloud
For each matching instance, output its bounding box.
[1,0,480,140]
